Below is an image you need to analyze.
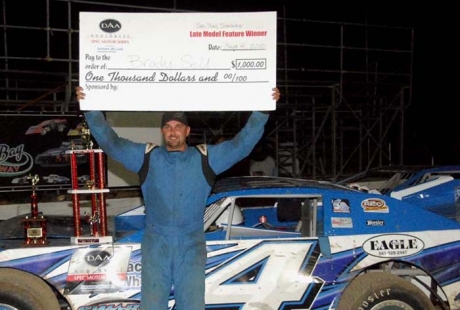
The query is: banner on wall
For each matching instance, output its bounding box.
[0,114,97,190]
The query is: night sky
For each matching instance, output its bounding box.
[406,8,456,165]
[288,5,457,165]
[314,5,456,165]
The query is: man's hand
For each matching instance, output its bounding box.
[272,87,280,102]
[75,86,86,101]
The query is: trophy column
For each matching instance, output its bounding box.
[66,121,112,244]
[22,174,48,246]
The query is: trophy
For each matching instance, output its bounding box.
[85,179,95,190]
[23,174,48,246]
[83,179,100,236]
[67,119,112,244]
[81,119,93,149]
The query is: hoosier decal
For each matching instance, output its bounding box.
[366,219,385,226]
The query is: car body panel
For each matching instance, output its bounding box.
[0,176,460,309]
[340,165,460,223]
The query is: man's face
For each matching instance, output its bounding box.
[161,120,190,151]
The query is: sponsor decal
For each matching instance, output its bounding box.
[366,219,385,226]
[363,234,424,258]
[332,198,350,213]
[77,302,140,310]
[77,238,100,243]
[65,246,132,295]
[126,261,142,289]
[331,217,353,228]
[85,249,112,266]
[100,19,122,33]
[361,198,389,213]
[0,144,34,177]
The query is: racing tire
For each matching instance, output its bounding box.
[337,272,435,310]
[0,268,61,310]
[0,282,43,310]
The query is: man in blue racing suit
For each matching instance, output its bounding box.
[76,86,280,310]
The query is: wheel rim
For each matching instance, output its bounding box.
[0,304,19,310]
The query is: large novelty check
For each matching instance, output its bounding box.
[79,12,277,111]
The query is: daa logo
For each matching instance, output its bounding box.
[100,19,121,33]
[85,249,112,267]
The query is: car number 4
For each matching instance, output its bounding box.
[205,240,324,309]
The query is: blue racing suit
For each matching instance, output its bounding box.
[84,110,269,310]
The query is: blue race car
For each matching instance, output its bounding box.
[341,165,460,222]
[0,176,459,310]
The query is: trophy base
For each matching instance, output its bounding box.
[23,218,48,246]
[70,236,113,244]
[22,239,50,247]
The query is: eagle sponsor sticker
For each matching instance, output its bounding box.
[362,234,424,258]
[331,217,353,228]
[361,198,389,213]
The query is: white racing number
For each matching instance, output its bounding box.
[205,239,323,309]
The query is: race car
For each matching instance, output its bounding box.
[25,119,68,135]
[35,139,87,167]
[0,176,459,310]
[43,174,70,184]
[11,175,30,185]
[337,165,435,194]
[340,165,460,222]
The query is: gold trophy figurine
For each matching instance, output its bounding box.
[29,174,39,186]
[81,119,93,149]
[84,179,100,236]
[28,174,40,217]
[85,179,95,190]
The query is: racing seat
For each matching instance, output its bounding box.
[276,198,311,237]
[276,198,302,222]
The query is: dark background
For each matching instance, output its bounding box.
[407,7,456,165]
[0,1,457,168]
[0,114,89,188]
